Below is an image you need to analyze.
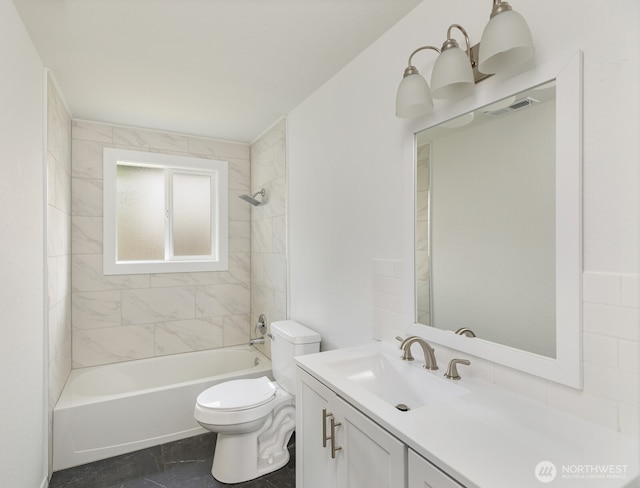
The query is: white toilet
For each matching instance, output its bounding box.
[194,320,321,483]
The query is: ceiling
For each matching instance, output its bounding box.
[14,0,421,142]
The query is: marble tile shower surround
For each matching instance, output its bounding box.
[372,259,639,439]
[71,121,252,367]
[249,118,287,359]
[47,74,72,471]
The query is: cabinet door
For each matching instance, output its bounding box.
[296,368,338,488]
[408,449,465,488]
[336,397,407,488]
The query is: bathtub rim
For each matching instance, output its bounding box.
[55,345,271,409]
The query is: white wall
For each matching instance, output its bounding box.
[0,0,46,486]
[288,0,639,435]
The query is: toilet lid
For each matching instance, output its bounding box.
[197,376,276,411]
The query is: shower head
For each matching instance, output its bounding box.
[238,188,265,206]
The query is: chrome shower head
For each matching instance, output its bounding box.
[238,188,265,206]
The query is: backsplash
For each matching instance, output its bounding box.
[372,259,639,438]
[71,121,252,367]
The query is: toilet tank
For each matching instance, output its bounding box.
[270,320,321,394]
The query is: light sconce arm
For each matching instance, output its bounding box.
[402,45,441,77]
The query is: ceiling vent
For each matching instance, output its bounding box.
[484,96,540,117]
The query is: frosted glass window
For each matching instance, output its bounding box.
[172,172,213,257]
[116,165,165,261]
[103,148,228,275]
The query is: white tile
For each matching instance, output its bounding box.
[196,283,250,317]
[71,139,107,179]
[219,252,251,284]
[372,259,394,277]
[227,157,250,191]
[187,137,249,160]
[264,253,287,293]
[621,274,640,307]
[72,290,121,329]
[72,254,150,292]
[113,126,188,152]
[150,271,220,288]
[381,276,403,296]
[229,189,251,222]
[229,221,251,253]
[583,303,640,341]
[618,339,640,374]
[493,365,548,405]
[122,287,196,325]
[72,325,154,367]
[47,206,70,258]
[583,272,621,305]
[271,215,287,254]
[223,314,250,346]
[583,362,639,406]
[72,120,113,143]
[47,153,57,207]
[392,260,404,279]
[546,382,619,431]
[72,216,102,254]
[54,162,71,214]
[251,218,273,253]
[71,177,103,217]
[618,403,639,438]
[155,318,223,355]
[583,332,619,368]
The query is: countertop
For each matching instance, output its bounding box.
[295,341,639,488]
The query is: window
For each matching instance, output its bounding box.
[103,148,228,275]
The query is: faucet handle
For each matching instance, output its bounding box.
[444,359,470,380]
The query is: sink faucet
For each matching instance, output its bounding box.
[399,336,439,370]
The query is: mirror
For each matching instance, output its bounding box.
[416,82,557,358]
[404,51,583,388]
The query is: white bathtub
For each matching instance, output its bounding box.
[53,346,271,471]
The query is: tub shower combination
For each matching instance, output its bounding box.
[53,346,271,471]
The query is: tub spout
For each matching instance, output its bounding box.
[249,338,265,346]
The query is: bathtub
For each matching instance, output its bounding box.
[53,346,271,471]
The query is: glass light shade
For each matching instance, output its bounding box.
[396,72,433,119]
[430,47,475,100]
[478,9,534,74]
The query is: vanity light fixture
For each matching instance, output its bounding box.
[395,0,534,119]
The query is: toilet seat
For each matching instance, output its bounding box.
[197,376,276,411]
[194,377,292,428]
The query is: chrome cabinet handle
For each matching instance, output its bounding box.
[322,408,332,448]
[330,416,342,459]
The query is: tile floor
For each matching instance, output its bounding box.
[49,433,295,488]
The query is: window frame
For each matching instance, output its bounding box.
[103,148,228,275]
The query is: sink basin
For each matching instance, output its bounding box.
[325,352,468,410]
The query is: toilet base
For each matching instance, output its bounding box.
[211,403,296,484]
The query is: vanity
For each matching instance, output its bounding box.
[295,341,639,488]
[294,49,638,488]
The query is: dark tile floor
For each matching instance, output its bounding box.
[49,433,296,488]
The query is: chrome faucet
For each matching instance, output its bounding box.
[399,336,439,370]
[249,337,265,346]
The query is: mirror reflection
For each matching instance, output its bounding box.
[415,82,557,358]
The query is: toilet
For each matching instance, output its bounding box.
[194,320,321,483]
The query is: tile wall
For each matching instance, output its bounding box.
[415,144,429,325]
[373,260,639,438]
[46,74,72,469]
[249,118,288,358]
[71,121,252,367]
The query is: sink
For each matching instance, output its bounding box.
[325,352,468,410]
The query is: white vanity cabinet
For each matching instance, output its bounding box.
[296,367,407,488]
[408,449,465,488]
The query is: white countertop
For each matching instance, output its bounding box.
[296,341,639,488]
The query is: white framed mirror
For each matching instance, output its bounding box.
[403,51,583,388]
